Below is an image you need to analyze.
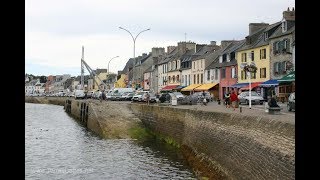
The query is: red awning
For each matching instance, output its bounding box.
[161,85,178,91]
[240,82,262,90]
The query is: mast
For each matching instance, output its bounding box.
[81,46,84,90]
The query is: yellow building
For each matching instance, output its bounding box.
[236,44,270,84]
[114,74,127,88]
[94,72,108,90]
[236,22,282,86]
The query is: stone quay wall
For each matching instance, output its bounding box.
[128,104,295,180]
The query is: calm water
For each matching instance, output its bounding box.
[25,103,196,180]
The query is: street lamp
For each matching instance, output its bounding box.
[241,62,257,109]
[107,56,119,89]
[119,27,150,87]
[108,56,120,75]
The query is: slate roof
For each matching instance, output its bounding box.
[204,49,224,70]
[269,25,295,39]
[144,66,153,73]
[238,22,282,51]
[158,47,178,65]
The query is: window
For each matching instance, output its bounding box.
[168,76,171,83]
[172,76,175,83]
[251,72,256,79]
[241,53,247,62]
[274,62,280,74]
[201,74,203,84]
[251,51,254,61]
[193,62,195,69]
[231,67,236,78]
[264,32,268,41]
[260,49,266,59]
[223,54,227,62]
[241,70,247,80]
[188,75,190,85]
[230,52,235,61]
[194,74,196,84]
[260,68,266,78]
[282,21,287,32]
[274,41,280,54]
[197,74,199,84]
[207,70,210,81]
[176,75,180,82]
[221,68,226,79]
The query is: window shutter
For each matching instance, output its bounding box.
[282,61,287,73]
[274,62,278,73]
[260,68,262,78]
[260,49,262,59]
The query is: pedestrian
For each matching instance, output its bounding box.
[101,90,106,101]
[145,92,150,105]
[224,91,231,108]
[230,89,239,111]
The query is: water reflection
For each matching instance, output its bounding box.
[25,103,196,179]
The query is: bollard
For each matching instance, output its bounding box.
[240,106,242,113]
[264,102,269,112]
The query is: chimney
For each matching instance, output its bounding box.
[196,44,206,52]
[177,41,196,55]
[221,40,235,49]
[283,7,295,21]
[152,47,165,57]
[249,23,269,35]
[167,46,176,54]
[210,41,216,45]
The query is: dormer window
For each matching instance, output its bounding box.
[282,20,287,33]
[264,32,268,41]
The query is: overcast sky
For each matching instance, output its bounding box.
[26,0,295,76]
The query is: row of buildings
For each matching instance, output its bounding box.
[26,8,295,102]
[120,8,295,102]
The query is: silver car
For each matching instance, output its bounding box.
[238,91,264,105]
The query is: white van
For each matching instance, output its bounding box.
[74,89,85,99]
[111,88,134,94]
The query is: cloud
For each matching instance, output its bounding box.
[26,0,295,75]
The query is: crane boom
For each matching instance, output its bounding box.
[81,59,108,89]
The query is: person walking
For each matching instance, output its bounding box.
[230,89,239,111]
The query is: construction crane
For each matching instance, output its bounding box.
[80,46,108,90]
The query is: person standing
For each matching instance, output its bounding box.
[224,91,231,108]
[230,89,239,111]
[145,92,150,105]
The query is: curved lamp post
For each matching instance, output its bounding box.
[108,56,120,75]
[107,56,119,89]
[119,27,150,88]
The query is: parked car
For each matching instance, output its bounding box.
[132,92,145,102]
[287,92,295,111]
[120,92,134,101]
[140,92,157,103]
[238,91,264,105]
[172,92,185,101]
[159,93,171,103]
[74,89,85,99]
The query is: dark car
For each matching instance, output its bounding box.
[287,92,295,111]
